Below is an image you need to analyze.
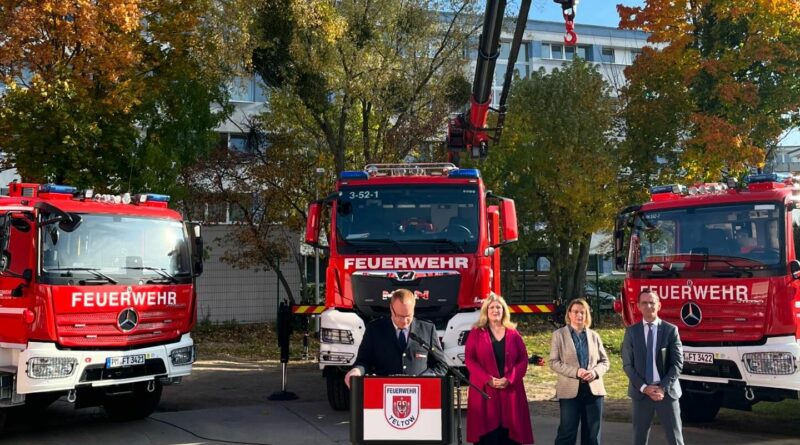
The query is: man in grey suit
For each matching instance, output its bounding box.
[622,289,685,445]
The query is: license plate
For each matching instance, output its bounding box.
[684,352,714,364]
[105,354,147,368]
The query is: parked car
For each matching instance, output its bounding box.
[584,283,616,310]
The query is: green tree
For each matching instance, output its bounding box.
[0,0,254,196]
[251,0,480,174]
[618,0,800,185]
[482,60,622,301]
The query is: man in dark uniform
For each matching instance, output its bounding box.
[344,288,446,387]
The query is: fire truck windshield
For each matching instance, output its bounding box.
[335,184,480,254]
[40,213,192,284]
[630,202,785,278]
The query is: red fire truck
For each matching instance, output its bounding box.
[613,173,800,422]
[305,163,518,409]
[0,182,203,430]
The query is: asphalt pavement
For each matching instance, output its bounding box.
[0,360,798,445]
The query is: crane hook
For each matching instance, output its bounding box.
[563,16,578,46]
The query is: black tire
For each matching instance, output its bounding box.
[104,380,163,421]
[680,389,722,423]
[326,373,350,411]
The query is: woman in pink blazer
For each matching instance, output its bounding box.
[466,294,534,445]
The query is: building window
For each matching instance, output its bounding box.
[543,43,586,61]
[601,47,615,64]
[630,48,642,63]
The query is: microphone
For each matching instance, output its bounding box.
[408,332,447,362]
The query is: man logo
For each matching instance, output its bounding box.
[680,302,702,327]
[117,307,139,332]
[396,271,416,281]
[384,385,419,429]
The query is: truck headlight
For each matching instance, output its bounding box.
[320,328,354,344]
[457,330,470,346]
[743,352,796,375]
[27,357,77,379]
[170,345,197,366]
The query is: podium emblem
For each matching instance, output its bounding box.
[384,384,420,429]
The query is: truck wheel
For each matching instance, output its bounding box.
[680,390,722,423]
[326,373,350,411]
[104,380,163,421]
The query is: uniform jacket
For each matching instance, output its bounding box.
[353,317,446,376]
[622,320,683,400]
[465,327,534,445]
[549,325,609,399]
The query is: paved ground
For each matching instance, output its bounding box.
[1,360,798,445]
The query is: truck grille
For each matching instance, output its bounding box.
[351,272,461,322]
[56,307,187,348]
[683,359,742,379]
[660,304,767,343]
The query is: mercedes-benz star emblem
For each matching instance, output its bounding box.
[680,302,702,327]
[117,308,139,332]
[396,271,416,281]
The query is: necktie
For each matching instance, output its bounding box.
[398,330,407,351]
[645,322,654,384]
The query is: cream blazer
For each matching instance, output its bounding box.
[549,325,610,399]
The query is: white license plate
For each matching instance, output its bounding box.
[684,352,714,364]
[105,354,147,368]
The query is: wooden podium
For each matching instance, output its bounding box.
[350,376,454,445]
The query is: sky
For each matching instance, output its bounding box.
[530,0,645,27]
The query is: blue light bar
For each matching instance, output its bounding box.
[649,184,685,195]
[745,173,789,184]
[39,184,77,194]
[448,168,481,179]
[143,193,170,202]
[340,171,369,180]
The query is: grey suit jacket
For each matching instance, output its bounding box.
[549,326,609,399]
[622,319,683,400]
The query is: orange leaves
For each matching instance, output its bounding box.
[619,0,800,183]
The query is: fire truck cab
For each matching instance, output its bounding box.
[306,163,518,410]
[614,173,800,422]
[0,182,203,430]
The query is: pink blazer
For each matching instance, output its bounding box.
[465,327,534,444]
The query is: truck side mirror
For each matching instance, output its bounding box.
[499,199,518,243]
[791,260,800,280]
[306,202,322,246]
[187,222,203,276]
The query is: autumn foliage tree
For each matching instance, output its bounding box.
[0,0,253,195]
[618,0,800,185]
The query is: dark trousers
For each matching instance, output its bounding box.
[475,427,519,445]
[555,383,604,445]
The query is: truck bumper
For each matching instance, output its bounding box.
[318,309,364,369]
[15,333,195,394]
[681,335,800,392]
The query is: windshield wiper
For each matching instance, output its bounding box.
[425,238,465,253]
[348,238,407,254]
[47,267,118,285]
[124,266,178,283]
[646,270,680,278]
